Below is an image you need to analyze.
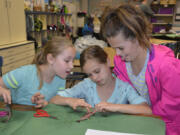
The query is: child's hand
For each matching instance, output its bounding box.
[95,102,117,112]
[67,98,92,112]
[0,87,11,104]
[31,92,48,108]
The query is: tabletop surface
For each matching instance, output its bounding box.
[0,104,165,135]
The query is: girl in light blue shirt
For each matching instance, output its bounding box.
[50,45,152,115]
[0,37,76,108]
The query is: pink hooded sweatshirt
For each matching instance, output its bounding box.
[113,44,180,135]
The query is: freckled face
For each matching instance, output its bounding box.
[51,47,76,79]
[83,59,111,86]
[107,32,141,62]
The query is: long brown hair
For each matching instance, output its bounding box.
[80,45,108,69]
[32,36,74,89]
[101,4,152,49]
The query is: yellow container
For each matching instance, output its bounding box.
[168,0,176,4]
[160,0,168,5]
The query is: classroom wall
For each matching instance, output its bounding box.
[79,0,88,13]
[88,0,128,15]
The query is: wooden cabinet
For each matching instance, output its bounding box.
[0,0,35,74]
[0,41,35,74]
[0,0,26,45]
[0,0,10,45]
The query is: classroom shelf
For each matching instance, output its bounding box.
[153,14,173,17]
[25,10,73,48]
[25,11,72,16]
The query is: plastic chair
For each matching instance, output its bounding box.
[66,72,88,88]
[162,41,180,58]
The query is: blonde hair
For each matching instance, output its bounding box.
[101,4,152,49]
[32,36,74,89]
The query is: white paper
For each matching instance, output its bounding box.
[85,129,144,135]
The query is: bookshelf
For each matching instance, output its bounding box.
[151,0,176,33]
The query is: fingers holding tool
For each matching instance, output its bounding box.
[76,108,96,123]
[68,98,92,112]
[0,88,11,104]
[31,92,48,108]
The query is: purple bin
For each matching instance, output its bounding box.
[153,26,165,33]
[151,17,157,23]
[158,8,173,14]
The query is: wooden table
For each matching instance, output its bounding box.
[0,104,165,135]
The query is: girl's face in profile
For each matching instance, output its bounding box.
[107,32,141,62]
[82,58,111,86]
[50,46,76,79]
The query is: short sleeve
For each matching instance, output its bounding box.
[2,67,24,89]
[126,85,147,104]
[57,79,88,98]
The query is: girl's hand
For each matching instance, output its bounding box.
[31,92,48,108]
[0,87,11,104]
[67,98,92,112]
[95,102,117,112]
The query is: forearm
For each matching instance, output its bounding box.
[0,78,8,91]
[113,103,152,115]
[50,95,92,111]
[0,81,11,104]
[0,86,8,93]
[50,95,72,106]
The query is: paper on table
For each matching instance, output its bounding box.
[85,129,144,135]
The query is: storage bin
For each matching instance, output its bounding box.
[151,17,157,23]
[158,7,173,14]
[153,25,165,33]
[160,0,168,5]
[168,0,176,4]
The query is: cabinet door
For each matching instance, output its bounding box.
[8,0,26,43]
[0,0,11,45]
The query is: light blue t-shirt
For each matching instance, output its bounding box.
[2,65,66,105]
[57,77,147,107]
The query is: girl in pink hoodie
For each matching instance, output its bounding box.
[101,4,180,135]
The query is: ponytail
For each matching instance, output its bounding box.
[32,46,48,65]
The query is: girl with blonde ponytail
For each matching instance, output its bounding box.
[0,36,76,108]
